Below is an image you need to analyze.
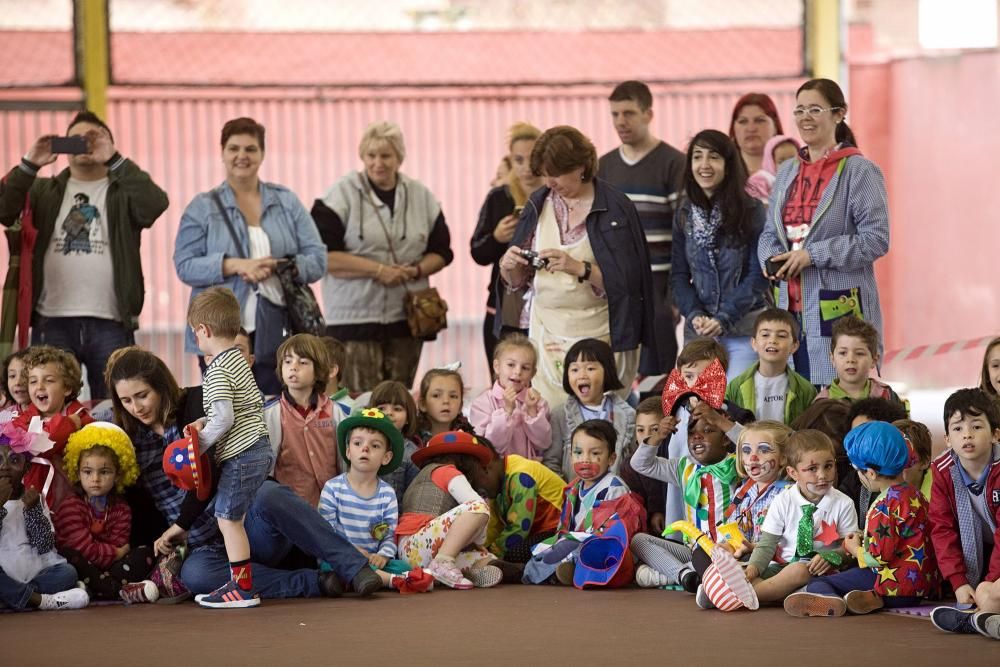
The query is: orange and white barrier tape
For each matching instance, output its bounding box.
[882,335,995,366]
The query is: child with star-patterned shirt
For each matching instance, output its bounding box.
[783,422,938,617]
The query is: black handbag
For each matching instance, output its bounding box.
[211,189,325,337]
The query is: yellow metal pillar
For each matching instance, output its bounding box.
[75,0,110,117]
[805,0,842,81]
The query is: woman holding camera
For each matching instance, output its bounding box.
[759,79,889,385]
[498,125,655,407]
[470,122,542,366]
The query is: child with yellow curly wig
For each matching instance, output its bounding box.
[52,422,158,603]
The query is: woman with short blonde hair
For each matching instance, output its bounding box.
[312,121,453,391]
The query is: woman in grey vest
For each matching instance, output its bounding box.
[311,122,454,392]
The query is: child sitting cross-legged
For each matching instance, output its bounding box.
[928,389,1000,637]
[318,408,433,594]
[630,409,737,593]
[398,431,520,589]
[526,419,629,586]
[784,421,938,617]
[0,430,89,612]
[53,422,158,603]
[743,430,859,607]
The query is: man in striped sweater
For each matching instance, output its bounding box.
[598,80,686,375]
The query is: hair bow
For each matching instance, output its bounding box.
[660,359,727,416]
[0,417,55,456]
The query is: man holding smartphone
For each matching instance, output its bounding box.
[0,111,168,399]
[597,80,686,376]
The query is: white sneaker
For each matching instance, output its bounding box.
[40,587,90,611]
[635,564,671,588]
[695,584,716,609]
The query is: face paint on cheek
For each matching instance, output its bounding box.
[805,481,829,497]
[573,462,601,479]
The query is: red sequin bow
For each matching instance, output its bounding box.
[660,358,727,416]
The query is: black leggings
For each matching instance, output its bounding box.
[60,546,155,600]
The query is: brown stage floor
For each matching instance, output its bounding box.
[4,586,995,665]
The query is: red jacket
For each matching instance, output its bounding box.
[928,449,1000,591]
[53,494,131,570]
[13,400,93,510]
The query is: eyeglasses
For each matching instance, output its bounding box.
[792,105,843,119]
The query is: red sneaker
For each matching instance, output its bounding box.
[392,567,435,594]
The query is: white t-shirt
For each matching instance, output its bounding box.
[754,371,789,422]
[37,177,118,320]
[760,484,859,563]
[241,225,284,332]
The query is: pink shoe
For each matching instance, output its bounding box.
[428,558,473,590]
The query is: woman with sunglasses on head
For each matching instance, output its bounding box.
[759,79,889,386]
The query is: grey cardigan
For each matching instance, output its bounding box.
[544,395,636,481]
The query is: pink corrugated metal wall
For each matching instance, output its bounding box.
[1,82,799,392]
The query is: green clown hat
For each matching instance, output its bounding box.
[336,407,404,475]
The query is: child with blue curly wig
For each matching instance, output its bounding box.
[52,422,159,604]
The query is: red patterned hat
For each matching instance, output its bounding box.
[411,430,494,469]
[162,429,214,501]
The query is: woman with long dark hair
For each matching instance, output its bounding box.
[671,129,768,380]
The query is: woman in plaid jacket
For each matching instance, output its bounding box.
[758,79,889,386]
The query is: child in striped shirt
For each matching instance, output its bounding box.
[319,407,433,594]
[187,287,273,608]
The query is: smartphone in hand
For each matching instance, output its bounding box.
[765,257,787,280]
[50,136,89,154]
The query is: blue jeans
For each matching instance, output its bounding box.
[181,481,368,598]
[32,316,134,399]
[213,437,272,521]
[0,562,78,610]
[805,567,921,608]
[720,336,756,382]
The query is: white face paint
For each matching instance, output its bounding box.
[740,433,781,485]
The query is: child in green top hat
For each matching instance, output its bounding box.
[318,407,433,594]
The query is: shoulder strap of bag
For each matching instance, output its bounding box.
[211,189,246,259]
[359,175,412,294]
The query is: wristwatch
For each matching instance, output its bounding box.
[578,260,592,284]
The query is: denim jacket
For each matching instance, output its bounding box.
[670,198,768,337]
[173,180,327,354]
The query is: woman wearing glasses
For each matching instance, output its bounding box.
[759,78,889,385]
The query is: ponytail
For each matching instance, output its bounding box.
[836,121,857,148]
